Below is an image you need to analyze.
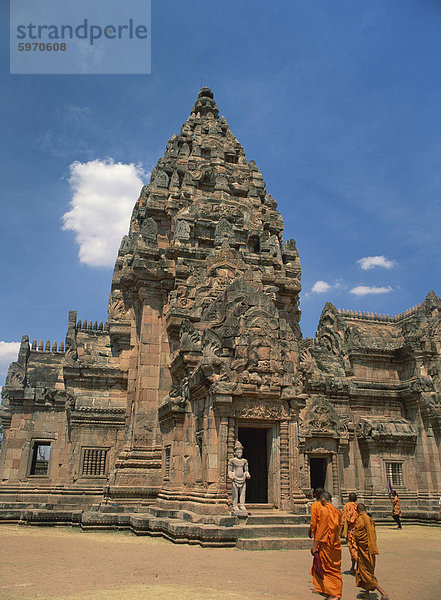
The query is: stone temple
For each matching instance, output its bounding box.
[0,88,440,546]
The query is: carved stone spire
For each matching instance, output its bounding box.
[192,87,219,119]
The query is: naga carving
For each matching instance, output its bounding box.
[4,362,26,390]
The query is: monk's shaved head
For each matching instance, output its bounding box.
[320,491,332,503]
[349,492,357,502]
[313,487,324,500]
[357,503,366,513]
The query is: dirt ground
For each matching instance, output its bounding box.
[0,524,439,600]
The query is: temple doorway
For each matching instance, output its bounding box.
[309,456,328,491]
[238,427,268,503]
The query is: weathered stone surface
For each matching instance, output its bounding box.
[0,89,439,546]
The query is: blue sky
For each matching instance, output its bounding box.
[1,1,441,385]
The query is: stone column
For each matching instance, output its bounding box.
[280,420,290,510]
[217,414,229,494]
[289,419,303,492]
[337,440,348,501]
[227,417,236,483]
[331,452,341,503]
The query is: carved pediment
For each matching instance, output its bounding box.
[300,395,348,438]
[355,416,417,443]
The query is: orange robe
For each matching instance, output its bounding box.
[353,513,379,591]
[341,501,358,561]
[310,500,321,537]
[392,496,401,516]
[310,503,343,599]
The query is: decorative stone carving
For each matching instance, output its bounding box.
[282,239,298,254]
[182,171,195,188]
[419,392,441,428]
[259,231,281,258]
[214,218,234,248]
[42,388,75,409]
[153,169,169,189]
[355,417,417,443]
[193,87,219,119]
[65,392,76,411]
[201,329,222,356]
[214,172,230,192]
[4,362,26,390]
[174,219,191,242]
[64,338,78,366]
[108,289,127,320]
[235,400,289,420]
[179,319,200,351]
[300,396,348,437]
[141,217,158,244]
[118,235,132,257]
[344,325,363,348]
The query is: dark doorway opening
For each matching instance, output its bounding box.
[238,427,268,503]
[310,457,327,491]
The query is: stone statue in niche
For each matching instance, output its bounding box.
[214,218,234,248]
[153,169,169,189]
[141,217,158,244]
[175,219,191,242]
[228,440,251,516]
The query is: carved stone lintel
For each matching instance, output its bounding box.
[355,417,417,444]
[234,400,289,420]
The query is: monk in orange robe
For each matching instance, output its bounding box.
[390,491,402,528]
[341,492,358,574]
[353,503,389,600]
[311,491,342,600]
[309,487,324,539]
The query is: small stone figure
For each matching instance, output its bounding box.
[228,440,251,515]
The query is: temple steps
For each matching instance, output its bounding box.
[0,502,82,510]
[0,508,83,525]
[237,537,312,550]
[246,512,308,525]
[238,523,310,538]
[371,510,441,526]
[80,510,238,547]
[234,510,311,549]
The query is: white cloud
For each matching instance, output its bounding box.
[350,285,393,296]
[311,280,332,294]
[62,159,147,267]
[0,341,20,384]
[357,256,396,270]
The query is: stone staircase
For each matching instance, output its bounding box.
[0,492,438,545]
[359,494,441,527]
[0,494,312,549]
[236,510,311,550]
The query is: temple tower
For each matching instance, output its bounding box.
[106,88,304,510]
